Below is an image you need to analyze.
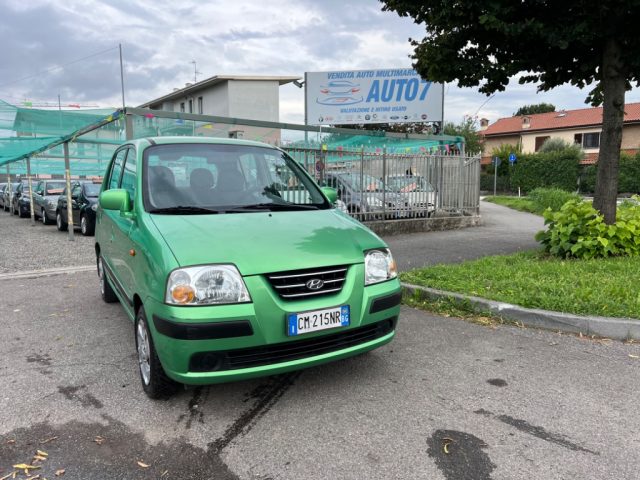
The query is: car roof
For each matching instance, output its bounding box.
[123,136,277,151]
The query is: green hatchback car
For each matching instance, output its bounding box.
[96,137,401,398]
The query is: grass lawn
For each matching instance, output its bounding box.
[401,251,640,319]
[483,196,539,214]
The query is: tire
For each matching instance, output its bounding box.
[80,213,95,236]
[56,211,68,231]
[135,306,179,399]
[97,256,118,303]
[41,209,52,225]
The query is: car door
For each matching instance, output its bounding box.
[70,183,83,225]
[110,146,139,301]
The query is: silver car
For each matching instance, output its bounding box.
[387,175,436,217]
[33,180,67,224]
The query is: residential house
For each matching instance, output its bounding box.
[479,103,640,164]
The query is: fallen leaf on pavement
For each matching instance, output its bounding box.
[40,437,58,444]
[36,451,48,458]
[0,472,18,480]
[5,439,15,444]
[93,436,104,445]
[137,461,150,469]
[24,475,40,480]
[54,469,65,477]
[32,455,47,462]
[629,354,639,359]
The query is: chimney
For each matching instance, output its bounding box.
[521,116,531,129]
[479,118,489,131]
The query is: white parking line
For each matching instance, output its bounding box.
[0,265,95,280]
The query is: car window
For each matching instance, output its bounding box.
[83,183,101,197]
[120,148,137,203]
[143,143,329,211]
[45,181,66,195]
[72,184,82,198]
[108,149,128,190]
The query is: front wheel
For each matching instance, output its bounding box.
[135,307,179,399]
[56,211,68,231]
[41,209,52,225]
[80,214,94,236]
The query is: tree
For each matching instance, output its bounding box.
[381,0,640,224]
[442,116,482,155]
[513,103,556,116]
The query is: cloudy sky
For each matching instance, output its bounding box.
[2,0,640,126]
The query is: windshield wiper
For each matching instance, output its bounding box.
[149,206,221,215]
[235,203,320,211]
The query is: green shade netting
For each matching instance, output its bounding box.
[0,100,121,167]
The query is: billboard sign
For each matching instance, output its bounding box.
[305,68,443,126]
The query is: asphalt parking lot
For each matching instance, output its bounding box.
[1,205,638,479]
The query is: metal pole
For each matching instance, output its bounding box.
[493,159,498,197]
[382,147,387,220]
[6,164,10,210]
[27,157,35,226]
[119,43,126,111]
[64,142,74,241]
[359,147,365,218]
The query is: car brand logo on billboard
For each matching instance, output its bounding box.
[305,68,443,126]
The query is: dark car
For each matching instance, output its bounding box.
[12,181,32,217]
[0,183,6,210]
[33,180,67,225]
[56,180,101,235]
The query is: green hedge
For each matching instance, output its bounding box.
[528,188,581,212]
[510,149,581,193]
[580,152,640,194]
[480,173,512,193]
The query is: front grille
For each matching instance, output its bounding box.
[266,265,348,300]
[189,317,396,372]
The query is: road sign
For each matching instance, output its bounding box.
[509,153,517,164]
[493,157,501,167]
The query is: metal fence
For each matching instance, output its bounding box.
[285,147,480,222]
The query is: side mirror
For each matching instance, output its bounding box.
[321,187,338,205]
[99,189,131,213]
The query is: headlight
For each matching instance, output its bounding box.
[165,265,251,305]
[364,249,397,285]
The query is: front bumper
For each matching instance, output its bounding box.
[143,264,401,384]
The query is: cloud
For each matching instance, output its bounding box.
[1,0,639,127]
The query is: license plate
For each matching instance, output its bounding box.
[287,305,350,336]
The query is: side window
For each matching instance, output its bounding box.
[108,149,128,190]
[120,148,137,203]
[36,181,43,194]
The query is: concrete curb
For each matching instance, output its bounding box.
[0,265,95,281]
[402,282,640,341]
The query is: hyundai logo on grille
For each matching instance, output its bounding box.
[306,279,325,290]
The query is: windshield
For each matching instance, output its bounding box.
[45,181,66,195]
[335,173,386,192]
[83,183,101,197]
[142,143,329,213]
[387,176,434,193]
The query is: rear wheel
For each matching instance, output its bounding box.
[135,306,179,399]
[97,256,118,303]
[41,209,52,225]
[56,211,68,231]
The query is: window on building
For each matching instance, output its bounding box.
[188,99,193,113]
[583,132,600,149]
[574,133,583,145]
[534,136,550,152]
[180,102,185,113]
[197,96,203,114]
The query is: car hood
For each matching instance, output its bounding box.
[150,209,385,275]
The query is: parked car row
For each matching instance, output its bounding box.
[0,179,102,236]
[323,172,436,220]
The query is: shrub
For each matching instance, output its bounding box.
[510,148,581,193]
[535,196,640,259]
[480,173,511,193]
[538,138,583,156]
[579,152,640,194]
[528,187,581,212]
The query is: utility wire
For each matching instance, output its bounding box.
[0,46,119,89]
[473,93,497,117]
